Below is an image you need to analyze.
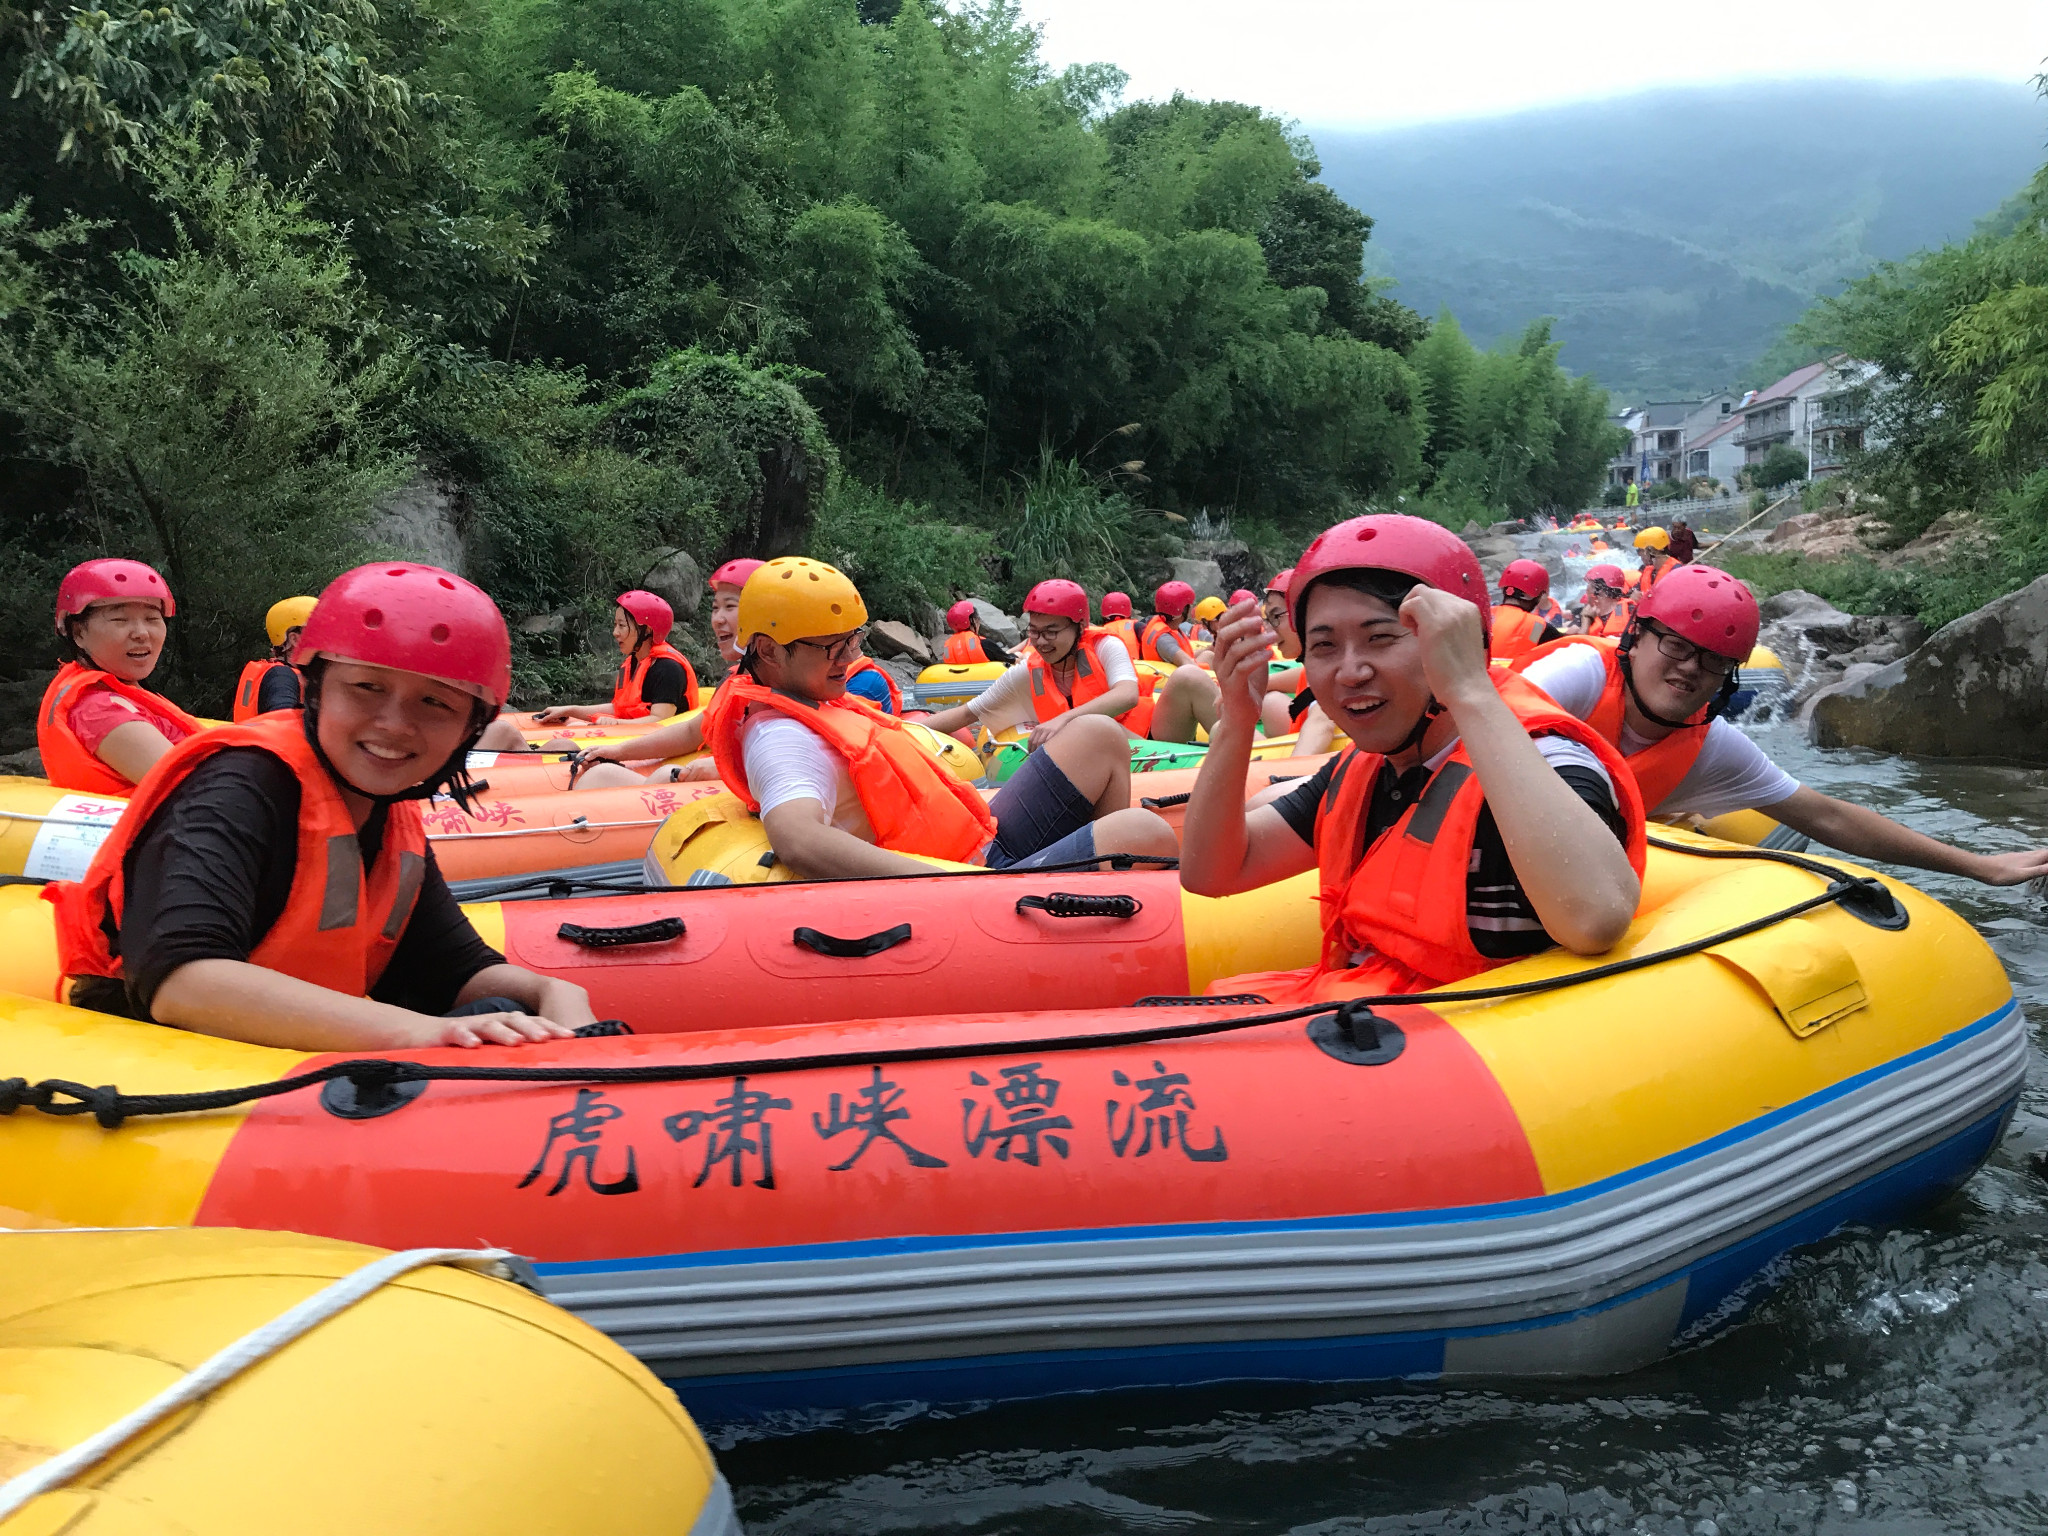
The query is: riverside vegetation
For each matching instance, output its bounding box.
[0,0,1620,726]
[1720,78,2048,635]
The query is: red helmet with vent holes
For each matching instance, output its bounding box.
[1153,580,1196,618]
[1499,559,1550,599]
[945,600,977,632]
[293,563,512,707]
[616,589,674,643]
[1632,564,1758,660]
[55,559,175,635]
[708,558,764,592]
[1289,515,1489,635]
[1100,591,1133,619]
[1023,579,1090,627]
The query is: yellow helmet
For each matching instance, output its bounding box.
[1192,595,1227,624]
[737,557,868,647]
[1634,526,1669,551]
[264,595,318,647]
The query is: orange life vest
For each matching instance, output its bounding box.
[1101,618,1140,656]
[703,676,996,863]
[1637,558,1666,597]
[1139,615,1188,664]
[1488,605,1547,663]
[1211,672,1645,1004]
[232,658,295,722]
[38,661,207,796]
[1025,629,1155,737]
[45,712,431,1002]
[845,657,903,715]
[943,631,989,664]
[612,642,699,719]
[1512,635,1711,812]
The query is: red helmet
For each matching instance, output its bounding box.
[1584,563,1627,591]
[1154,579,1196,618]
[54,558,175,635]
[707,558,764,592]
[1228,588,1257,607]
[1265,568,1295,598]
[616,589,674,643]
[1633,564,1759,660]
[945,600,977,633]
[293,563,512,708]
[1289,515,1489,635]
[1100,591,1133,619]
[1023,579,1090,627]
[1499,559,1550,600]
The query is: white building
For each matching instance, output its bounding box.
[1737,357,1883,478]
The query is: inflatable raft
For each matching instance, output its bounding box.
[0,1228,735,1534]
[1728,643,1790,721]
[0,832,2019,1421]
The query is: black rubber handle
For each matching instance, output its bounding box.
[572,1019,636,1037]
[1139,791,1192,809]
[1015,892,1141,920]
[792,922,912,958]
[555,916,686,948]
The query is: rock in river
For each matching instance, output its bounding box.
[1809,573,2048,762]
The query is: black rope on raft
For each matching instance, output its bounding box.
[0,836,1895,1129]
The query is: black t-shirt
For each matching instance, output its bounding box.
[254,662,303,714]
[1268,747,1628,960]
[69,748,502,1021]
[623,656,689,711]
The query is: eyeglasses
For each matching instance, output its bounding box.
[789,627,868,664]
[1643,624,1738,677]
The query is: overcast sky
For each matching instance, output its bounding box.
[1021,0,2048,130]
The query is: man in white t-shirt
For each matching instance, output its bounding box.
[1518,564,2048,886]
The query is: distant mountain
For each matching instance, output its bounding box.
[1313,80,2044,400]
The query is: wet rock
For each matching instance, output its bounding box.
[518,611,568,636]
[1809,573,2048,762]
[1843,641,1906,668]
[0,746,43,777]
[367,473,466,573]
[968,600,1020,648]
[865,619,932,664]
[638,548,703,618]
[1167,557,1226,600]
[1759,589,1848,623]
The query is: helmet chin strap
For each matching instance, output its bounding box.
[1617,628,1740,730]
[1389,697,1446,762]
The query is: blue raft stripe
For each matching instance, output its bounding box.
[665,1096,2019,1419]
[537,997,2019,1279]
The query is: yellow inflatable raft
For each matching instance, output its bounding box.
[0,1227,734,1535]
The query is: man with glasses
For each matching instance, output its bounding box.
[1517,564,2048,886]
[703,558,1175,880]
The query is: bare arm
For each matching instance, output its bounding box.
[922,701,978,735]
[150,958,582,1051]
[1180,602,1317,896]
[1771,786,2048,886]
[96,719,178,786]
[582,710,705,765]
[761,797,937,879]
[1405,588,1639,955]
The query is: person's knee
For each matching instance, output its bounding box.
[1054,713,1129,763]
[573,763,643,790]
[1094,807,1178,857]
[476,718,527,751]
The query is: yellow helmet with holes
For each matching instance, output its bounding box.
[1634,526,1669,551]
[737,557,869,646]
[264,595,318,647]
[1192,595,1227,624]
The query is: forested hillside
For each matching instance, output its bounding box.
[0,0,1618,716]
[1318,80,2043,399]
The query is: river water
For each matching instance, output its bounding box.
[718,718,2048,1535]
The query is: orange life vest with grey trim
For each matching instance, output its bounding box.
[233,658,296,722]
[45,712,431,1001]
[38,661,207,796]
[1513,635,1713,813]
[1488,605,1547,663]
[1024,628,1155,736]
[943,631,989,664]
[1581,600,1634,639]
[1139,615,1188,664]
[612,642,699,719]
[1309,670,1646,992]
[703,676,996,863]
